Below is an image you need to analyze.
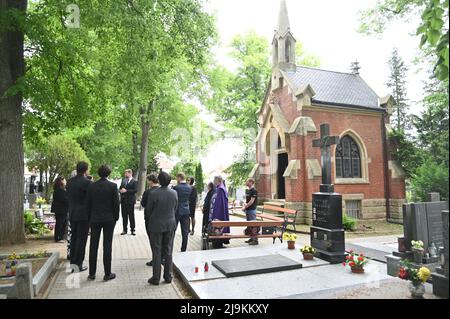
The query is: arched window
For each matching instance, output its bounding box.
[335,135,361,178]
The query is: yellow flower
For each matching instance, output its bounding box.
[417,267,431,282]
[283,232,297,241]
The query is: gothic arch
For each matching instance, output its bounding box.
[334,129,370,183]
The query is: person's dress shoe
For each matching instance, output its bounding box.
[87,275,96,281]
[103,273,116,281]
[120,231,127,235]
[164,277,173,284]
[248,240,259,246]
[131,231,136,236]
[245,239,253,243]
[148,278,160,285]
[79,266,88,272]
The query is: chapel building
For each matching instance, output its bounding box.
[251,0,406,223]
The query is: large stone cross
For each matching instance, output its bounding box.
[312,123,340,192]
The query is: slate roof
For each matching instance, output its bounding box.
[284,66,380,109]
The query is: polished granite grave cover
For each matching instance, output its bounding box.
[211,254,302,278]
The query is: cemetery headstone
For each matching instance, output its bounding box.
[310,124,346,264]
[432,210,449,298]
[393,197,448,264]
[7,263,33,299]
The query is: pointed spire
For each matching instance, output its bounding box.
[277,0,290,35]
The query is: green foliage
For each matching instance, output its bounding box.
[411,79,449,166]
[194,163,205,194]
[417,0,449,80]
[171,161,197,178]
[224,153,255,190]
[359,0,448,80]
[203,31,271,132]
[23,211,49,236]
[387,48,410,131]
[295,42,321,67]
[389,129,424,178]
[410,158,449,201]
[343,214,357,231]
[25,134,90,198]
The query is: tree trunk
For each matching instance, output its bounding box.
[137,119,150,199]
[0,0,27,244]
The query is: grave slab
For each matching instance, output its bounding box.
[212,254,302,278]
[173,244,329,283]
[188,260,389,299]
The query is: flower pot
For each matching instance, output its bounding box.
[408,282,425,299]
[351,265,365,273]
[412,248,424,264]
[287,241,296,250]
[302,253,314,260]
[398,237,407,252]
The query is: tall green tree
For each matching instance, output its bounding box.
[359,0,449,80]
[387,48,410,131]
[194,162,204,194]
[95,1,216,197]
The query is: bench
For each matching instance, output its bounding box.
[202,218,286,250]
[259,205,298,232]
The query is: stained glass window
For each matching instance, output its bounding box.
[335,135,361,178]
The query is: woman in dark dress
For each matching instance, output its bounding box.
[202,182,215,236]
[51,176,68,243]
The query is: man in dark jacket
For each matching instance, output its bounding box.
[141,173,160,266]
[86,165,120,281]
[146,171,178,285]
[66,162,92,272]
[119,169,138,235]
[173,173,192,252]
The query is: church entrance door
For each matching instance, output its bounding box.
[277,152,288,199]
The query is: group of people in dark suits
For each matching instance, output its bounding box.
[51,162,122,281]
[50,159,203,285]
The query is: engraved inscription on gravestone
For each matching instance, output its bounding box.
[426,202,446,249]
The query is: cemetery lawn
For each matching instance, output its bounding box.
[288,219,403,238]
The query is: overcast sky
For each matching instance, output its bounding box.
[199,0,429,178]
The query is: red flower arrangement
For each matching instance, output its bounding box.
[342,250,369,273]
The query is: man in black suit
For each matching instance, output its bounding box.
[86,165,120,282]
[173,173,192,252]
[67,162,92,272]
[140,173,160,266]
[145,171,178,285]
[119,169,138,235]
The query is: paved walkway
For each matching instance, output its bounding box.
[46,208,280,299]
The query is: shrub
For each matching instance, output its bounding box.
[24,211,50,235]
[343,214,357,231]
[410,158,449,202]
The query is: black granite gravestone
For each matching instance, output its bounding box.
[310,124,346,264]
[394,200,448,264]
[432,210,449,298]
